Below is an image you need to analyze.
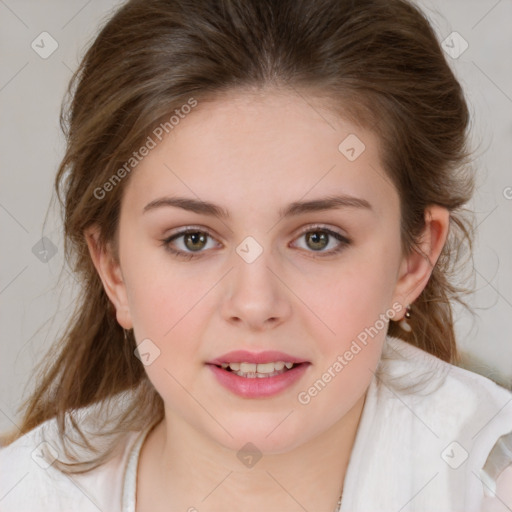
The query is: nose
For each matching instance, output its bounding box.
[220,245,292,332]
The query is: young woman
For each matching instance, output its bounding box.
[1,0,511,510]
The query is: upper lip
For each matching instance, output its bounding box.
[207,350,310,365]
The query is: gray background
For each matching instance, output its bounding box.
[1,0,511,436]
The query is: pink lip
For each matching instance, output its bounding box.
[207,350,309,365]
[207,362,311,398]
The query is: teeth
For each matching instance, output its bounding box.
[240,362,256,373]
[219,361,296,374]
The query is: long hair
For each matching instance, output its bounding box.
[3,0,474,473]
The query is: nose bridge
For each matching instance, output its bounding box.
[221,235,291,329]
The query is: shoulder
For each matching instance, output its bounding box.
[378,336,512,434]
[378,336,512,503]
[0,413,141,512]
[380,336,512,406]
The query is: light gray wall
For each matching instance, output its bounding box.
[1,0,511,435]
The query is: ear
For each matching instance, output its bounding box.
[84,225,133,329]
[391,205,450,318]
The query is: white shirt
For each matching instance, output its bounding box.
[339,337,512,511]
[1,336,511,511]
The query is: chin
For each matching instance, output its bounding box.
[210,420,310,456]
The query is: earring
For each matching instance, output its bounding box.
[399,305,412,332]
[123,328,132,343]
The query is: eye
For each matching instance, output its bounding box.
[161,224,351,261]
[291,225,351,256]
[161,227,220,260]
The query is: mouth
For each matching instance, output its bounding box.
[207,361,308,379]
[206,360,311,398]
[205,350,311,397]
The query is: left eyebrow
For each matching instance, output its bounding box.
[279,195,373,217]
[142,194,373,218]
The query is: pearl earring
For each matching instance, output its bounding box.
[399,305,412,332]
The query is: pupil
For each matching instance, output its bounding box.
[306,231,328,251]
[185,232,206,251]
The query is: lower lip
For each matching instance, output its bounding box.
[206,363,310,398]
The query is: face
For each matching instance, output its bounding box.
[97,90,414,454]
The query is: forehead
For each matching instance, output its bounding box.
[122,89,397,219]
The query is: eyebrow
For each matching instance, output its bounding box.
[142,194,372,219]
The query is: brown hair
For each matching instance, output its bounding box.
[3,0,474,472]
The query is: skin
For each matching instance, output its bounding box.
[85,89,449,512]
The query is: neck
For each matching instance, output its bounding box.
[137,393,366,512]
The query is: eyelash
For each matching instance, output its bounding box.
[160,224,351,260]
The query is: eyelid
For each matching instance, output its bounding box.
[293,223,350,241]
[164,223,349,242]
[290,224,351,254]
[161,225,222,254]
[161,223,351,259]
[164,224,219,240]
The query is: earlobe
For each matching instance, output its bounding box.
[84,225,133,329]
[392,205,450,315]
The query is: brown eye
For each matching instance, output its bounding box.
[305,231,329,251]
[162,228,220,259]
[292,226,351,257]
[183,232,208,251]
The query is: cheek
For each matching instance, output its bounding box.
[298,340,382,433]
[298,250,399,342]
[291,243,400,405]
[122,237,202,334]
[123,260,209,405]
[296,273,389,417]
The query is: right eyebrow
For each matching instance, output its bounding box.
[143,196,230,218]
[142,194,373,219]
